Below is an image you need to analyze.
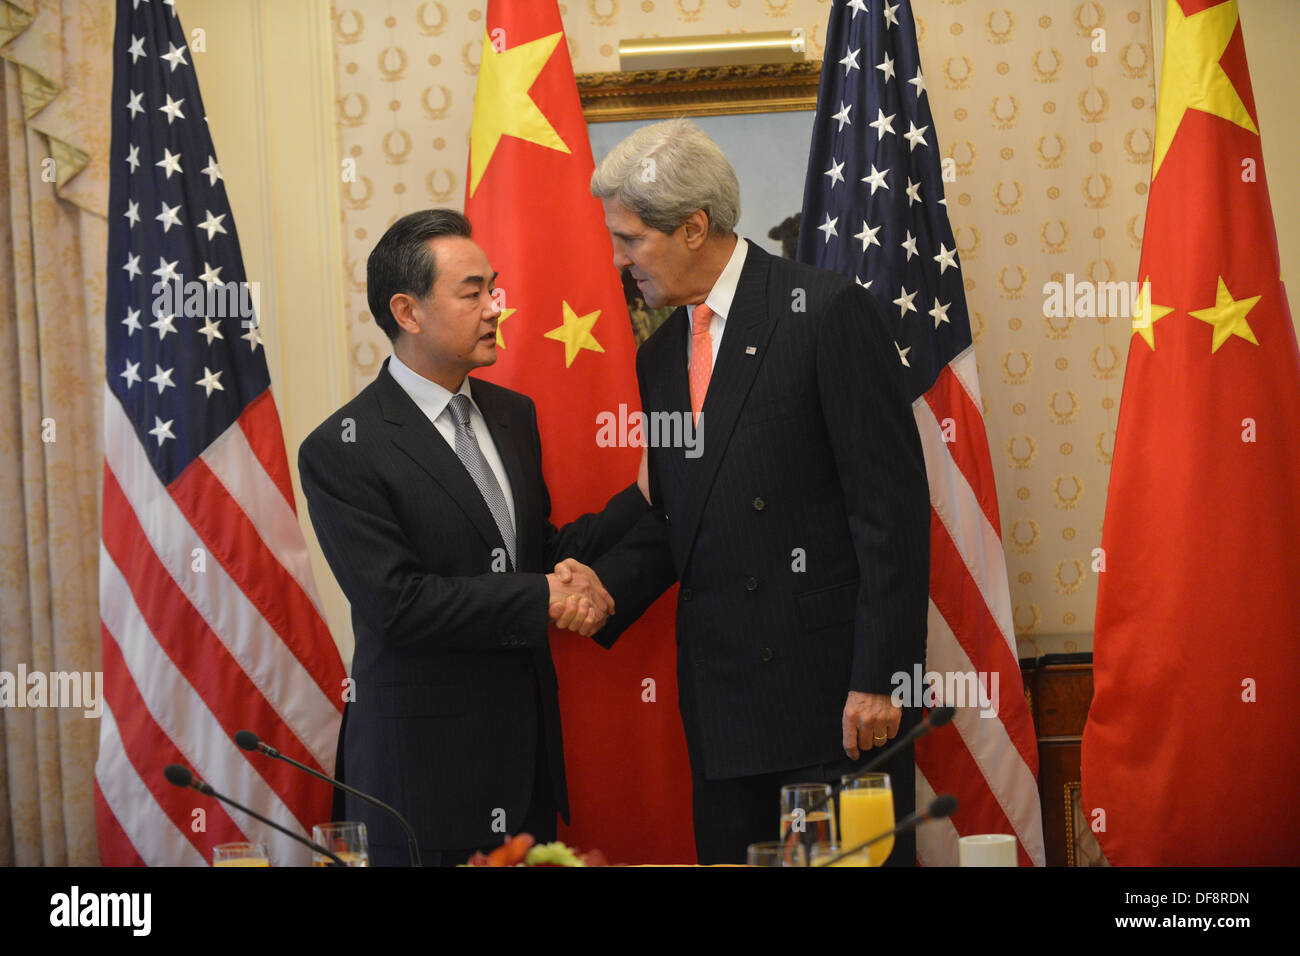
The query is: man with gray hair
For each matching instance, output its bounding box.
[589,119,930,865]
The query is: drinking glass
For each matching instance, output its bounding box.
[213,841,269,867]
[311,821,370,867]
[808,842,870,867]
[779,782,837,845]
[838,772,895,866]
[746,841,806,867]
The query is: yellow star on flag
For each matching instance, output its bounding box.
[1132,276,1174,350]
[544,301,604,367]
[1189,275,1261,353]
[494,307,517,349]
[1152,0,1258,179]
[468,30,570,196]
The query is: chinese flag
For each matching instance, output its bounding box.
[463,0,695,863]
[1081,0,1300,865]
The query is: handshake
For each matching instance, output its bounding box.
[545,559,615,637]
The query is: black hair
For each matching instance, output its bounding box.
[366,208,472,340]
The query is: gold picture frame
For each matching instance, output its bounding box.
[1065,781,1110,867]
[576,61,822,124]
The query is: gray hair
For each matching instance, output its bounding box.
[590,118,740,235]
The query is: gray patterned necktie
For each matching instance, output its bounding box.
[447,393,516,568]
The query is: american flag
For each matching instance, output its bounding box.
[796,0,1044,866]
[95,0,346,866]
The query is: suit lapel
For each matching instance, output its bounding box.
[673,243,781,569]
[654,306,692,418]
[374,362,508,561]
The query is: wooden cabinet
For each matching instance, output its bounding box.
[1020,654,1105,866]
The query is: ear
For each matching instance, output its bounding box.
[681,209,711,250]
[390,292,422,337]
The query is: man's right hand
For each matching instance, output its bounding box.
[546,560,615,637]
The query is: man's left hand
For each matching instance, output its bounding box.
[842,691,902,760]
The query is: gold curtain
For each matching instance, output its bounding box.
[0,0,112,866]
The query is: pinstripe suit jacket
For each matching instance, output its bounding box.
[298,361,647,857]
[595,241,930,780]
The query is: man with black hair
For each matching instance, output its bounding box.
[298,208,648,866]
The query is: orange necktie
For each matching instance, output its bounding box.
[689,303,714,425]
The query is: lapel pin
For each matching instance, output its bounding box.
[745,346,757,355]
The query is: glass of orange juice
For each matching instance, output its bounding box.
[838,773,894,866]
[808,842,871,867]
[213,841,269,867]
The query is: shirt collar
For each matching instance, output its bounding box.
[692,236,749,324]
[387,351,474,421]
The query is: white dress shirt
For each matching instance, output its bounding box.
[687,236,749,369]
[387,352,517,531]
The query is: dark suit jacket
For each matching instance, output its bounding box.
[298,360,647,859]
[595,241,930,780]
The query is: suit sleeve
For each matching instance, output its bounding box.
[298,429,551,652]
[816,284,930,695]
[586,347,678,648]
[588,505,676,648]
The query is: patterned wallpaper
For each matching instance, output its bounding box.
[329,0,1156,646]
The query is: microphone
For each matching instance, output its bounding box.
[235,730,422,867]
[795,705,957,833]
[854,705,956,776]
[163,763,346,867]
[164,762,212,795]
[787,706,957,859]
[819,794,959,867]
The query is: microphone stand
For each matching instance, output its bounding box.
[164,765,346,866]
[235,731,422,867]
[790,706,957,860]
[818,798,958,867]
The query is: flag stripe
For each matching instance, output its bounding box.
[175,448,341,703]
[101,463,326,799]
[104,393,339,770]
[914,398,1020,663]
[94,698,209,867]
[203,405,328,622]
[924,505,1038,772]
[914,355,1043,866]
[916,723,1034,867]
[923,352,1002,534]
[99,623,247,859]
[919,596,1045,863]
[236,389,298,513]
[99,541,314,864]
[914,767,962,866]
[947,347,987,424]
[93,779,149,868]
